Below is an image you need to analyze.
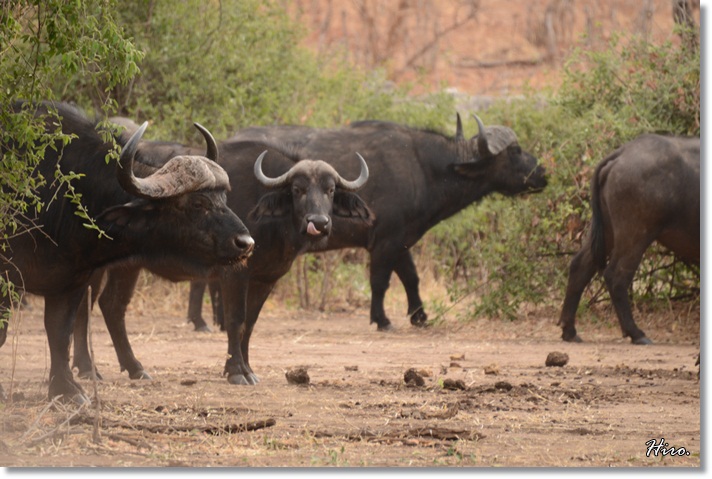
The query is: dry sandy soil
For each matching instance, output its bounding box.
[0,290,700,468]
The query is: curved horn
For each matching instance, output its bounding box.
[117,121,150,197]
[336,152,369,191]
[118,121,229,199]
[473,113,489,158]
[455,112,464,142]
[254,150,292,188]
[194,122,218,163]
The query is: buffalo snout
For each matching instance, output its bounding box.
[233,233,255,259]
[305,214,331,236]
[527,165,548,190]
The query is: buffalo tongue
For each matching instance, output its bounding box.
[307,222,320,236]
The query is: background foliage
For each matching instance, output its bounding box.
[0,1,700,327]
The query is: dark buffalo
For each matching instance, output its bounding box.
[558,134,700,344]
[70,139,372,384]
[190,114,548,332]
[0,102,254,402]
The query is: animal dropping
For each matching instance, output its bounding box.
[286,367,310,385]
[545,352,569,367]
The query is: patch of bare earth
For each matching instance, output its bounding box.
[0,292,699,467]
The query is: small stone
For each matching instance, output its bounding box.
[484,363,500,375]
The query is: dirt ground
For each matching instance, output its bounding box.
[0,288,700,469]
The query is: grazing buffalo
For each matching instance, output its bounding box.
[0,101,254,402]
[70,140,372,384]
[558,134,700,344]
[190,114,547,331]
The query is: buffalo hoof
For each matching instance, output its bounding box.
[77,369,104,381]
[71,392,92,406]
[227,373,259,385]
[188,317,211,332]
[376,323,394,332]
[632,336,653,345]
[409,308,428,327]
[129,370,153,380]
[52,391,91,406]
[49,377,88,405]
[561,332,583,343]
[561,334,583,343]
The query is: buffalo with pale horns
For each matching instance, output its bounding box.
[0,102,253,403]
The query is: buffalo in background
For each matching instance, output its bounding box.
[191,113,548,332]
[0,102,254,403]
[558,134,700,344]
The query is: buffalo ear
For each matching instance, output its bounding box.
[248,191,291,222]
[333,191,375,225]
[97,199,154,232]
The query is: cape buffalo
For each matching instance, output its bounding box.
[70,139,372,384]
[191,114,547,332]
[558,134,700,344]
[0,102,254,402]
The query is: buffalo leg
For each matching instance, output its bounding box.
[222,275,253,384]
[72,272,105,379]
[368,249,396,331]
[44,290,89,403]
[0,297,12,349]
[223,275,273,385]
[393,251,428,327]
[208,280,224,330]
[558,241,597,343]
[0,299,9,401]
[96,267,152,378]
[187,281,211,332]
[603,244,651,344]
[240,280,274,379]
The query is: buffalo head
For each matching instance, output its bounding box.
[451,114,547,195]
[99,121,255,278]
[249,151,373,248]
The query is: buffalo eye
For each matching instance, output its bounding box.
[190,197,210,212]
[292,185,305,197]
